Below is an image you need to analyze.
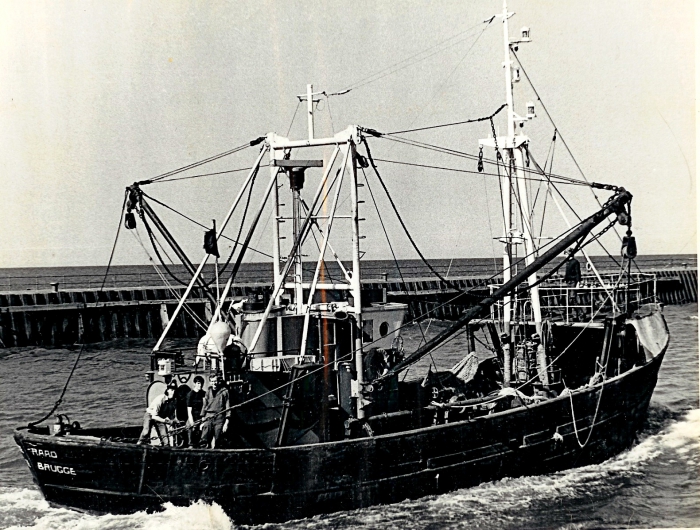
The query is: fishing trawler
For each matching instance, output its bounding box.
[14,2,669,524]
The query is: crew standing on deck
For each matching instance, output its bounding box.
[186,376,205,447]
[199,373,230,448]
[138,381,179,445]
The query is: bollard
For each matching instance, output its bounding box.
[50,282,59,293]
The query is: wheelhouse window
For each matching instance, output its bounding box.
[362,320,374,343]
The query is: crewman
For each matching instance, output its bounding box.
[199,373,231,448]
[186,376,206,447]
[137,381,179,445]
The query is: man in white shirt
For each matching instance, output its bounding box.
[137,381,178,445]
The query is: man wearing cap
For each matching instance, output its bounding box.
[137,381,179,445]
[199,374,230,448]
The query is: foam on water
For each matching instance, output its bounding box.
[0,490,233,530]
[264,409,700,530]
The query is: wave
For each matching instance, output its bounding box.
[0,490,233,530]
[272,409,700,529]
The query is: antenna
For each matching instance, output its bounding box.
[296,84,324,140]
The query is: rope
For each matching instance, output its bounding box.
[527,149,624,271]
[441,269,626,414]
[511,49,628,254]
[165,217,610,434]
[369,132,611,189]
[28,192,129,427]
[216,168,258,281]
[567,272,624,448]
[361,166,430,349]
[27,344,86,428]
[100,191,128,291]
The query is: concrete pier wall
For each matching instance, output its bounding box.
[0,269,695,348]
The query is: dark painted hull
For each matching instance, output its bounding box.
[14,352,663,524]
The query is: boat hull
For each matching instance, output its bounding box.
[14,352,663,524]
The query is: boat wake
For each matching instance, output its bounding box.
[270,407,700,530]
[0,491,233,530]
[2,408,697,530]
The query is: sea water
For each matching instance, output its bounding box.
[0,304,697,529]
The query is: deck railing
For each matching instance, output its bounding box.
[489,273,658,324]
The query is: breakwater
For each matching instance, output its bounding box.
[0,265,695,348]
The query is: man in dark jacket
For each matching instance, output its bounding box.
[199,373,230,448]
[186,375,205,447]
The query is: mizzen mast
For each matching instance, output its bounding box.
[480,0,541,336]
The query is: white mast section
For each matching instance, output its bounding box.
[492,0,542,333]
[271,147,283,306]
[296,84,324,141]
[247,145,342,352]
[515,148,542,333]
[153,146,268,351]
[349,141,365,419]
[298,146,350,356]
[499,0,515,335]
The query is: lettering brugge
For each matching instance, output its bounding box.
[36,462,76,475]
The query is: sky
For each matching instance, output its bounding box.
[0,0,695,268]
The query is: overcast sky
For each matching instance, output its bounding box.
[0,0,695,268]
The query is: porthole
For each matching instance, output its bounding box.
[379,322,389,337]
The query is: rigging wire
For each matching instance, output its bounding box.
[373,133,600,188]
[326,95,336,135]
[511,48,634,271]
[527,149,624,270]
[361,166,431,349]
[101,191,128,291]
[143,139,262,184]
[362,136,596,300]
[362,139,481,298]
[386,104,507,135]
[370,157,589,187]
[511,50,604,204]
[28,192,129,427]
[482,172,500,274]
[384,20,496,137]
[168,212,618,429]
[140,192,272,259]
[340,19,492,93]
[286,101,301,137]
[216,168,258,282]
[298,200,338,285]
[130,229,208,331]
[139,213,190,287]
[148,165,268,185]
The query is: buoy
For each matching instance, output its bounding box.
[209,321,231,352]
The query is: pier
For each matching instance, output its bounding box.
[0,262,695,348]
